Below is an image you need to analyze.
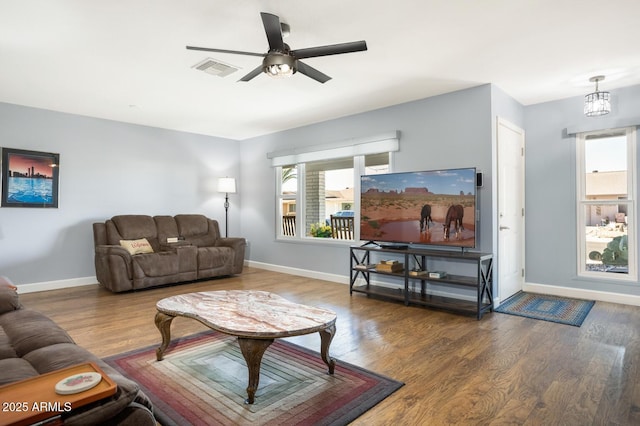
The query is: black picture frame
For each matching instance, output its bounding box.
[1,148,60,208]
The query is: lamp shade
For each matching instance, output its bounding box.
[584,91,611,116]
[584,75,611,117]
[217,177,237,194]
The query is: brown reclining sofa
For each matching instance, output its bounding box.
[93,214,246,292]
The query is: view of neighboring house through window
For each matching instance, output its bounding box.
[278,153,389,240]
[577,127,636,280]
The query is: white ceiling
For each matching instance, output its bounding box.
[1,0,639,140]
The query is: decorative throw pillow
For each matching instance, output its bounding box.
[120,238,154,255]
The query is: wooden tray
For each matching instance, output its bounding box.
[0,362,117,426]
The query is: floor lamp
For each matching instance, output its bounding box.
[217,177,236,237]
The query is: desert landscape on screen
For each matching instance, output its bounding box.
[360,169,476,247]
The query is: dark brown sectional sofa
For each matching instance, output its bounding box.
[93,214,246,292]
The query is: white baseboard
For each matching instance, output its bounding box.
[524,282,640,306]
[13,268,640,308]
[245,260,349,285]
[246,261,478,302]
[16,277,98,294]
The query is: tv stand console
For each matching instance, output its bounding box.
[349,245,493,319]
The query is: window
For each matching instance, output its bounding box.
[278,166,297,236]
[303,154,388,239]
[270,132,398,241]
[576,127,636,280]
[277,154,389,240]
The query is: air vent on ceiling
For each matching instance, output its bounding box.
[192,58,239,78]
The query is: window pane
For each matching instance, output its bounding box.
[281,165,297,217]
[305,158,354,238]
[279,166,297,236]
[585,135,627,199]
[584,203,629,274]
[276,152,390,241]
[281,166,297,194]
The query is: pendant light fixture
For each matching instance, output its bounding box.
[584,75,611,117]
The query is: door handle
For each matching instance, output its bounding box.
[499,226,510,230]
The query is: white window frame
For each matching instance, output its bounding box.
[576,126,637,281]
[270,132,398,242]
[276,155,391,242]
[276,166,299,237]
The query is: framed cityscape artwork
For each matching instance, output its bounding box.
[1,148,60,208]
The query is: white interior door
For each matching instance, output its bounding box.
[497,117,525,302]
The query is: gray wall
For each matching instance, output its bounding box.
[6,81,640,300]
[491,84,525,128]
[0,102,239,285]
[524,84,640,296]
[239,85,494,278]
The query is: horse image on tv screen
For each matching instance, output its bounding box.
[360,168,476,248]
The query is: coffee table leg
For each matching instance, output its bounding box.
[238,338,274,404]
[319,324,336,374]
[154,311,175,361]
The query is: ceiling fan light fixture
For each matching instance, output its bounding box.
[187,12,366,83]
[262,53,297,78]
[584,75,611,117]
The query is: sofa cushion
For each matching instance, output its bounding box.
[131,252,179,277]
[0,309,75,357]
[175,214,217,246]
[197,247,233,270]
[109,215,160,250]
[0,325,18,359]
[154,215,180,244]
[23,342,99,374]
[0,358,39,385]
[120,238,154,255]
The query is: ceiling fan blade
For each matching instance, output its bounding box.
[238,65,264,82]
[296,61,331,84]
[260,12,284,51]
[292,40,367,59]
[186,46,265,57]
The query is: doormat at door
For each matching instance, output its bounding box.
[495,291,595,327]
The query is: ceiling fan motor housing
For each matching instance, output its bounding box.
[263,52,297,77]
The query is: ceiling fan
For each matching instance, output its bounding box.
[186,12,367,83]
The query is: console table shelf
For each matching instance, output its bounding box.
[351,284,405,302]
[349,245,494,319]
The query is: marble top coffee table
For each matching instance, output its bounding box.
[154,290,337,404]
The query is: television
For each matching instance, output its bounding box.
[360,167,477,248]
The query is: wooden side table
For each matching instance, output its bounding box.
[0,362,117,426]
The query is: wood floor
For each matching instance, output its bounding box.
[19,267,640,425]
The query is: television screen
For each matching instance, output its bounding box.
[360,168,477,248]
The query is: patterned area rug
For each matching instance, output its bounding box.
[105,331,403,426]
[495,291,595,326]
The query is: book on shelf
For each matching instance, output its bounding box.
[428,271,447,279]
[376,262,404,273]
[379,259,399,265]
[409,269,429,277]
[354,263,376,270]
